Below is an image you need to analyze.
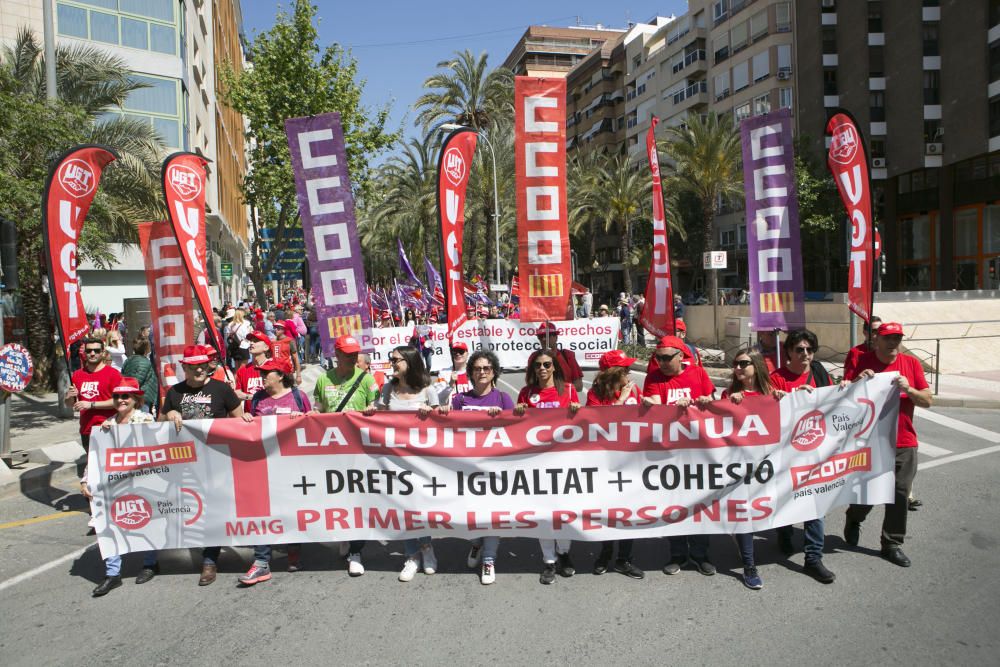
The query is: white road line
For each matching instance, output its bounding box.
[916,409,1000,443]
[917,441,953,457]
[497,376,521,397]
[919,445,1000,471]
[0,545,94,593]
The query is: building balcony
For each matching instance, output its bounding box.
[672,80,708,109]
[671,49,707,76]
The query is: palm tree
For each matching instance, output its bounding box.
[1,29,165,390]
[661,112,743,340]
[414,50,514,133]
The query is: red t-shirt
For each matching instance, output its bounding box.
[72,365,122,435]
[235,362,266,413]
[846,351,929,448]
[642,364,715,405]
[769,366,831,392]
[843,343,870,379]
[272,337,294,363]
[720,388,761,399]
[554,348,583,384]
[517,384,579,409]
[586,384,642,406]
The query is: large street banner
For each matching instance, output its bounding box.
[739,109,806,332]
[89,376,899,557]
[162,152,222,358]
[437,126,478,339]
[42,144,117,357]
[285,113,373,354]
[366,318,620,374]
[138,222,195,393]
[514,77,571,322]
[641,118,676,337]
[826,111,875,323]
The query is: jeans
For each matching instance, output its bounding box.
[668,535,709,562]
[421,348,433,372]
[471,536,500,563]
[202,546,221,565]
[777,518,826,562]
[735,533,756,568]
[308,328,321,360]
[348,540,366,555]
[846,447,917,548]
[105,551,158,576]
[599,539,634,561]
[539,538,572,563]
[404,535,431,556]
[252,544,301,566]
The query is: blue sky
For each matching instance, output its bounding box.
[241,1,689,142]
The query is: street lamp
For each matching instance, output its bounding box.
[439,123,501,289]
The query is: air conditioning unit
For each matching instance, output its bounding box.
[925,142,943,155]
[821,0,836,8]
[872,157,887,168]
[777,71,791,80]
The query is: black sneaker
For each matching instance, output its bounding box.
[92,576,122,597]
[742,567,763,590]
[135,564,159,585]
[662,558,684,575]
[539,563,557,585]
[804,559,836,584]
[908,498,922,511]
[613,559,645,580]
[592,547,613,575]
[881,547,911,568]
[557,552,575,577]
[844,520,861,546]
[691,558,716,576]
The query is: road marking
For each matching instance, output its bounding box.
[0,545,94,593]
[0,511,85,531]
[497,376,521,398]
[917,441,953,457]
[920,445,1000,471]
[916,409,1000,443]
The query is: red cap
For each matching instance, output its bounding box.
[246,330,269,344]
[274,320,286,329]
[259,357,293,374]
[877,322,904,336]
[111,377,143,396]
[450,341,468,352]
[335,335,361,354]
[674,319,687,332]
[180,345,211,365]
[275,303,283,309]
[599,349,638,370]
[656,335,693,360]
[535,321,559,336]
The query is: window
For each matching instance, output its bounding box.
[991,42,1000,82]
[56,1,177,55]
[752,50,770,82]
[713,0,728,23]
[779,87,792,109]
[714,71,731,99]
[992,0,1000,26]
[777,44,791,71]
[90,10,118,43]
[753,93,771,116]
[731,21,749,53]
[954,209,978,257]
[901,215,931,261]
[632,54,642,69]
[870,138,885,158]
[720,229,736,246]
[57,3,89,38]
[776,2,791,32]
[103,74,182,147]
[714,32,730,63]
[924,119,942,143]
[868,2,883,32]
[923,23,939,56]
[870,91,885,122]
[923,71,940,105]
[822,27,836,54]
[986,206,1000,253]
[733,60,750,91]
[738,224,748,248]
[734,102,751,123]
[750,10,768,41]
[991,96,1000,137]
[823,68,837,95]
[869,46,885,78]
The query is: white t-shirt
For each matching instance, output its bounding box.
[378,383,440,411]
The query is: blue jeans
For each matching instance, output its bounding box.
[252,544,301,566]
[777,518,825,562]
[470,536,500,563]
[202,546,221,565]
[668,535,709,562]
[105,552,158,576]
[404,536,431,556]
[734,533,757,568]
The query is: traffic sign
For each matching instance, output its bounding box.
[703,251,727,270]
[221,262,233,279]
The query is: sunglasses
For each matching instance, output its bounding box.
[655,351,681,362]
[533,361,553,369]
[450,349,467,355]
[733,359,753,369]
[112,393,136,400]
[792,346,815,354]
[389,357,405,364]
[471,365,494,373]
[186,363,210,371]
[84,348,103,354]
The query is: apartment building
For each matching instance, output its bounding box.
[503,24,625,78]
[796,0,1000,292]
[0,0,249,311]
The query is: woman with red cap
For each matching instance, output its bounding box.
[587,350,644,579]
[272,320,302,385]
[83,377,156,596]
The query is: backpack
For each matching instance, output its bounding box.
[251,387,306,415]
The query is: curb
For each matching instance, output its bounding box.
[0,460,82,496]
[928,397,1000,409]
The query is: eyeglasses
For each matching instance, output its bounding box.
[84,348,103,354]
[733,359,752,369]
[655,351,681,363]
[533,361,553,369]
[389,357,405,364]
[471,365,493,373]
[792,346,814,354]
[186,363,210,371]
[112,393,135,400]
[450,349,467,356]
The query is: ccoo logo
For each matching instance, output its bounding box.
[828,123,858,166]
[167,164,203,201]
[111,494,152,530]
[791,410,826,451]
[58,159,97,198]
[443,147,466,186]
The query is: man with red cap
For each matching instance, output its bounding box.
[642,334,717,576]
[844,322,932,568]
[159,344,243,586]
[536,321,583,393]
[235,330,271,413]
[272,319,302,385]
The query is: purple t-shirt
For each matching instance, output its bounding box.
[251,389,311,416]
[451,388,514,412]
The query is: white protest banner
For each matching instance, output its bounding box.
[364,317,620,373]
[89,376,899,558]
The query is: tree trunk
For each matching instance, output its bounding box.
[704,204,719,346]
[19,246,55,393]
[620,220,633,294]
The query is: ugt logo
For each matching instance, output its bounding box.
[791,410,826,451]
[167,164,203,202]
[58,159,96,197]
[111,494,152,530]
[829,124,858,165]
[443,147,466,186]
[648,146,660,178]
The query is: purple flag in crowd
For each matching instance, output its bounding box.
[739,108,806,332]
[424,257,445,307]
[397,237,424,286]
[284,113,373,352]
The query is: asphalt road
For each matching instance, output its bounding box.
[0,369,998,666]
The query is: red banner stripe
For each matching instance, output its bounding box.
[640,118,676,337]
[437,128,478,340]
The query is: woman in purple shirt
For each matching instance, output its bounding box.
[452,350,513,584]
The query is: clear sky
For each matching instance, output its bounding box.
[241,0,689,142]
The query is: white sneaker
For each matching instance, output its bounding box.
[480,561,496,585]
[466,544,482,568]
[337,541,350,557]
[347,553,365,577]
[421,544,438,575]
[398,558,419,582]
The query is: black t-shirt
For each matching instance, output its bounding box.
[163,379,241,420]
